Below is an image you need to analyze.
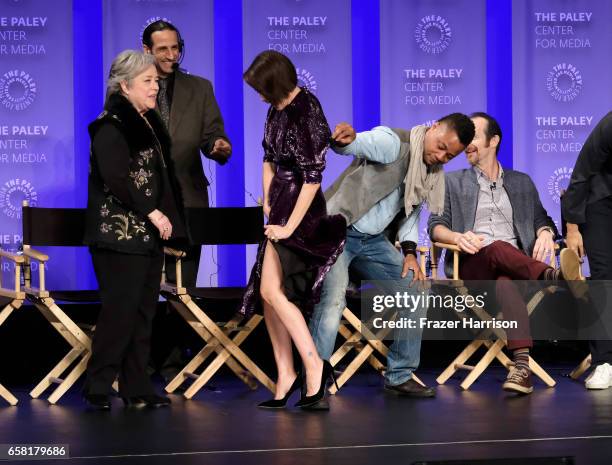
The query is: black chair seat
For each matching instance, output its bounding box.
[0,296,12,307]
[49,290,100,303]
[187,287,246,301]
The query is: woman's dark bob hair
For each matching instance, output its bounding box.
[244,50,297,107]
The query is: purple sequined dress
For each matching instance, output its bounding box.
[240,88,346,317]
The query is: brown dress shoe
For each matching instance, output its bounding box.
[502,367,534,394]
[384,378,436,397]
[560,248,581,281]
[559,248,588,300]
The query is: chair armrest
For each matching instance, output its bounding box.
[164,247,186,258]
[0,249,25,263]
[430,242,461,279]
[22,248,49,262]
[0,249,24,263]
[21,248,48,296]
[433,242,460,252]
[0,249,25,298]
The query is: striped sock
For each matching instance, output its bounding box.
[541,267,561,280]
[513,348,530,371]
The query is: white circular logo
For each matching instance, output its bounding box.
[546,63,582,102]
[0,179,38,220]
[0,70,37,111]
[140,16,173,44]
[414,15,452,54]
[547,167,573,204]
[296,68,318,93]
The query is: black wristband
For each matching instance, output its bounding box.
[400,240,418,257]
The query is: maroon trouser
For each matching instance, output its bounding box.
[459,240,550,350]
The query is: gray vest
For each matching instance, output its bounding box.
[325,128,411,225]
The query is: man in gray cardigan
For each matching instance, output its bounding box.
[428,112,581,395]
[310,113,475,398]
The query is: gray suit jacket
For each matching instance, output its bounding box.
[167,70,230,208]
[428,168,557,276]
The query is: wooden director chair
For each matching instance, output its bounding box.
[0,247,26,405]
[430,242,558,390]
[328,246,428,394]
[21,202,95,404]
[571,355,592,380]
[567,270,590,381]
[161,207,275,399]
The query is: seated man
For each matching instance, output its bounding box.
[428,112,581,395]
[310,113,476,398]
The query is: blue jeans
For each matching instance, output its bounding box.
[309,227,425,386]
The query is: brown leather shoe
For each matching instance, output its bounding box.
[384,378,436,397]
[559,248,588,300]
[560,248,581,281]
[502,367,534,394]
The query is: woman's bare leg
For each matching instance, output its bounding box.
[262,301,298,399]
[260,242,323,396]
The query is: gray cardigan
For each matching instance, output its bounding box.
[428,168,557,276]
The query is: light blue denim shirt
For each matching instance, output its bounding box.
[333,126,420,243]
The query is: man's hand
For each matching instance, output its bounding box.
[401,254,425,287]
[532,228,555,263]
[331,122,356,147]
[454,231,485,254]
[566,224,585,259]
[210,138,232,162]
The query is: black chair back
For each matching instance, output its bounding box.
[22,206,87,247]
[185,207,264,245]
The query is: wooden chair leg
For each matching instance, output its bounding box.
[329,342,375,395]
[331,309,427,391]
[183,318,262,399]
[184,296,275,393]
[485,340,514,370]
[165,303,262,394]
[570,354,592,380]
[436,339,486,385]
[47,352,91,404]
[0,383,18,406]
[30,347,82,398]
[0,302,20,405]
[460,339,505,390]
[0,302,18,327]
[165,299,231,392]
[342,308,393,358]
[333,324,384,371]
[529,356,556,387]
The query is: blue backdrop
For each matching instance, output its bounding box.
[0,0,541,288]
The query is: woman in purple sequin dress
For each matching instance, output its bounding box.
[241,51,346,409]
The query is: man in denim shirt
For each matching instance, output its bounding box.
[310,113,475,397]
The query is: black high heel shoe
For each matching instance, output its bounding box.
[257,373,302,409]
[295,360,337,409]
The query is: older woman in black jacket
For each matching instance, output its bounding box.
[83,50,184,410]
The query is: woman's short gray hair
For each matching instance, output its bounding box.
[106,50,156,97]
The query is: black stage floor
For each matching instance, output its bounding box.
[1,368,611,465]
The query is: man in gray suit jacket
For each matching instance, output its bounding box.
[143,20,232,285]
[428,112,580,395]
[143,20,231,381]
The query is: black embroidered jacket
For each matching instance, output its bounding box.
[84,93,184,254]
